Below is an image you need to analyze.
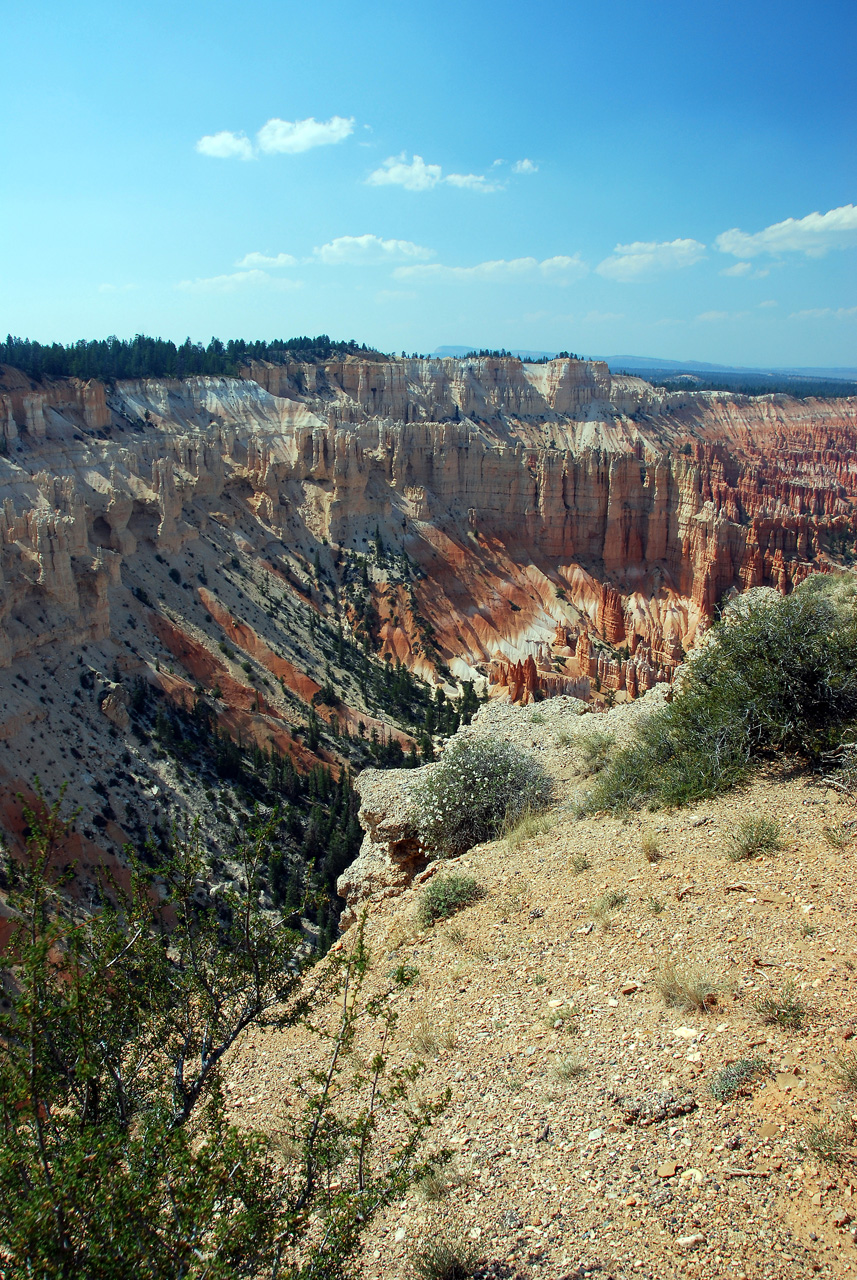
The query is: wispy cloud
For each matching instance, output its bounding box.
[312,234,433,264]
[512,158,538,174]
[720,260,752,277]
[716,204,857,258]
[394,254,586,283]
[196,130,254,161]
[235,252,297,269]
[196,116,355,160]
[789,306,857,320]
[596,238,706,282]
[366,152,503,193]
[177,270,303,293]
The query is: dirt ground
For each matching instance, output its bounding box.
[228,759,857,1280]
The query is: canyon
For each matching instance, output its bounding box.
[0,354,854,914]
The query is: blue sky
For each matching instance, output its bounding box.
[3,0,856,367]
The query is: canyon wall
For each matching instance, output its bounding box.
[1,357,855,700]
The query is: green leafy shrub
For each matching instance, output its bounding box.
[725,815,784,862]
[574,726,615,776]
[413,735,551,858]
[418,872,483,927]
[0,789,445,1277]
[581,577,857,813]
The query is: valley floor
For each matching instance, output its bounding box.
[227,751,857,1279]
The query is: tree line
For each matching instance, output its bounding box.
[0,334,384,382]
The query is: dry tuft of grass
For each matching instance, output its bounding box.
[822,818,857,848]
[725,815,784,862]
[590,889,627,927]
[570,852,591,874]
[416,1163,467,1203]
[834,1048,857,1093]
[410,1016,457,1058]
[754,981,807,1030]
[640,829,662,863]
[803,1117,857,1169]
[409,1235,479,1280]
[656,961,721,1013]
[504,807,554,850]
[553,1054,588,1081]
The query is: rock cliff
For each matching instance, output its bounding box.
[1,356,853,698]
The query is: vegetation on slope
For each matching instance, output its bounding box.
[0,793,444,1278]
[581,574,857,813]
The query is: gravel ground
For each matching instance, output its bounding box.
[227,725,857,1280]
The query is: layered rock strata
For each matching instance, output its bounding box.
[0,358,854,699]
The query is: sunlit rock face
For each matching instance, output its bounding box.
[0,357,854,704]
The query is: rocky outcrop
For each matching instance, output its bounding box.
[336,767,429,929]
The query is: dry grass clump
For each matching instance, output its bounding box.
[570,852,592,874]
[822,817,857,848]
[410,1017,456,1058]
[553,1054,588,1081]
[504,807,554,850]
[834,1048,857,1092]
[416,1163,467,1203]
[590,889,627,927]
[725,815,784,862]
[640,829,662,863]
[804,1117,857,1169]
[754,981,807,1029]
[656,961,721,1012]
[409,1235,479,1280]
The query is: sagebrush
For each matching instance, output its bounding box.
[580,575,857,813]
[413,735,551,858]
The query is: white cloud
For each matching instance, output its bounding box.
[444,171,501,192]
[715,204,857,258]
[758,299,778,308]
[196,116,355,160]
[513,158,538,174]
[177,270,302,293]
[366,152,502,193]
[696,310,732,322]
[312,233,434,265]
[596,238,706,282]
[256,115,355,154]
[367,153,442,191]
[235,251,297,269]
[789,306,857,320]
[195,130,254,160]
[394,254,586,283]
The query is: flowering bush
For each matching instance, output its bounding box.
[412,735,552,858]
